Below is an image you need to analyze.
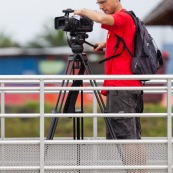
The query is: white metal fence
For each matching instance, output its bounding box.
[0,75,173,173]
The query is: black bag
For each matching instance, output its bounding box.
[99,11,163,75]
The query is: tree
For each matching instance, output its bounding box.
[0,32,20,47]
[26,25,67,48]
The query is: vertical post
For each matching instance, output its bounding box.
[167,79,172,173]
[93,92,98,173]
[1,83,5,139]
[93,93,98,139]
[40,79,45,173]
[1,83,5,170]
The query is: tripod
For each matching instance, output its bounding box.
[46,52,117,140]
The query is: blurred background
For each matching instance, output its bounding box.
[0,0,172,75]
[0,0,173,138]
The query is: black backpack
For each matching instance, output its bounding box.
[99,11,163,75]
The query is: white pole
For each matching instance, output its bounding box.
[1,83,5,139]
[40,79,45,173]
[167,79,172,173]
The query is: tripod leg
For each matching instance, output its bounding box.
[53,57,72,111]
[73,118,76,140]
[46,56,78,140]
[80,81,84,140]
[84,60,106,110]
[78,54,117,139]
[46,117,59,140]
[46,77,70,140]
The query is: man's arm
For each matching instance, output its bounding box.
[94,42,106,53]
[74,8,114,26]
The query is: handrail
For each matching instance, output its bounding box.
[0,75,172,173]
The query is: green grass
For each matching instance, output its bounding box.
[141,103,168,137]
[1,102,172,138]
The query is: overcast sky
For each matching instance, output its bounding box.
[0,0,172,48]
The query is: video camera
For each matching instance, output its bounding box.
[55,9,93,33]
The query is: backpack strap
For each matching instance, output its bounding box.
[99,10,137,64]
[157,49,164,68]
[99,34,134,64]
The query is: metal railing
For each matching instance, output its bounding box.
[0,74,173,173]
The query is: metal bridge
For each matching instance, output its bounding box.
[0,75,172,173]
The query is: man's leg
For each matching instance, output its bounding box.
[106,90,146,173]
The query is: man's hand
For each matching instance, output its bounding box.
[74,9,83,16]
[94,42,106,53]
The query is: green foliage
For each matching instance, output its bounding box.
[2,102,172,138]
[0,23,67,48]
[141,103,169,137]
[26,26,67,48]
[0,32,20,47]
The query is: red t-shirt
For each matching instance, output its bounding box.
[101,9,142,96]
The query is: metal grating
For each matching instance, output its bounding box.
[97,170,168,173]
[0,172,39,173]
[0,138,170,173]
[45,143,167,166]
[0,170,169,173]
[45,170,168,173]
[0,144,40,166]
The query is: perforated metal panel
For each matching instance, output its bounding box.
[45,143,167,166]
[96,170,168,173]
[45,170,168,173]
[0,138,171,173]
[0,144,40,166]
[1,171,39,173]
[0,170,168,173]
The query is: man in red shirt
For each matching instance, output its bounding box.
[74,0,143,140]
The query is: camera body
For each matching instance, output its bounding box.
[54,9,94,53]
[55,16,93,32]
[54,9,93,33]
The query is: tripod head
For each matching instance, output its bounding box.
[68,31,102,54]
[68,32,89,54]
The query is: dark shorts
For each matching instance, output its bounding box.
[106,90,143,139]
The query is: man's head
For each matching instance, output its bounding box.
[96,0,122,14]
